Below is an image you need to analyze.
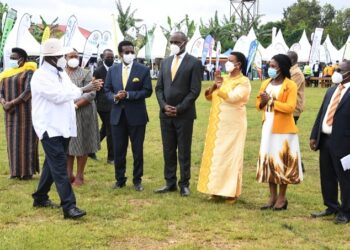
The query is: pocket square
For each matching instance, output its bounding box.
[132,77,140,83]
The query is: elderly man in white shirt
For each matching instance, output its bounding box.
[31,38,103,219]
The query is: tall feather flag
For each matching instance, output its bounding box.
[216,41,221,69]
[0,8,17,58]
[82,30,102,69]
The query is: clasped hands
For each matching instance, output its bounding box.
[205,77,223,96]
[164,104,177,117]
[81,78,104,92]
[114,90,127,101]
[259,91,275,108]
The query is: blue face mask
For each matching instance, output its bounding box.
[8,59,19,69]
[268,68,278,79]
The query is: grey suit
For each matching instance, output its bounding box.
[155,53,202,188]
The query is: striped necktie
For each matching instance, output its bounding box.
[122,65,128,89]
[326,84,345,126]
[171,56,180,81]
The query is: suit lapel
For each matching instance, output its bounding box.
[125,63,137,90]
[116,63,123,90]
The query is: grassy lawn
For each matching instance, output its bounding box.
[0,80,349,249]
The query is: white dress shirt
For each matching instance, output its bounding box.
[171,52,187,70]
[322,82,350,134]
[31,62,83,139]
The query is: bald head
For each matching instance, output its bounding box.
[287,51,298,66]
[170,31,188,42]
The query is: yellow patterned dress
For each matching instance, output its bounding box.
[256,84,303,184]
[197,73,251,198]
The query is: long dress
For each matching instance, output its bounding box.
[197,73,251,198]
[66,67,100,156]
[256,84,303,184]
[0,70,39,178]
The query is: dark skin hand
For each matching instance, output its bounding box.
[114,90,127,101]
[309,139,317,151]
[164,104,177,117]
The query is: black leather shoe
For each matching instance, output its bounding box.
[88,153,98,161]
[154,185,177,193]
[334,213,350,224]
[272,200,288,211]
[112,182,126,189]
[180,187,190,197]
[260,204,274,210]
[33,199,60,208]
[63,207,86,219]
[134,183,144,191]
[311,209,336,218]
[107,160,114,165]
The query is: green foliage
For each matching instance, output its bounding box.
[115,0,142,35]
[30,15,63,43]
[0,2,8,39]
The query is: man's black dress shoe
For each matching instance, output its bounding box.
[180,187,190,197]
[112,182,126,189]
[154,185,177,193]
[311,209,336,218]
[134,183,144,191]
[334,213,349,224]
[33,199,60,208]
[63,207,86,219]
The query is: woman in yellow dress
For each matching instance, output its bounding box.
[197,52,251,203]
[256,54,303,211]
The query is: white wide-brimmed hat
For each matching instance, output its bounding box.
[41,38,73,56]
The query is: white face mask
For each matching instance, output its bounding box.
[123,53,135,65]
[331,71,343,84]
[225,61,235,73]
[67,58,79,68]
[57,57,67,68]
[8,59,19,68]
[170,44,181,56]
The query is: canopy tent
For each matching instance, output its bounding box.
[338,35,350,61]
[262,29,289,61]
[3,12,41,68]
[150,25,167,59]
[186,26,203,57]
[290,30,311,63]
[322,34,342,63]
[59,26,87,53]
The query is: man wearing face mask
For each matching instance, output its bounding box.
[0,47,39,180]
[154,31,202,196]
[93,49,115,164]
[310,60,350,224]
[30,38,103,219]
[104,40,152,191]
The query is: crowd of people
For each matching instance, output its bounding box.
[0,32,350,224]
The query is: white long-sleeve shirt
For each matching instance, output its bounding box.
[31,62,83,139]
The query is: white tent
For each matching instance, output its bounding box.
[150,25,167,59]
[59,27,87,53]
[262,30,289,60]
[3,13,41,68]
[186,26,203,57]
[322,34,341,63]
[290,30,311,63]
[338,35,350,61]
[137,46,145,58]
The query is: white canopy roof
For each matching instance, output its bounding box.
[186,26,203,57]
[322,34,342,63]
[290,30,311,63]
[262,30,289,61]
[150,25,167,59]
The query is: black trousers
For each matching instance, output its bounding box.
[32,133,76,211]
[98,110,114,161]
[111,111,145,185]
[160,118,194,188]
[319,134,350,217]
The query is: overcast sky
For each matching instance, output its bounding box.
[3,0,349,32]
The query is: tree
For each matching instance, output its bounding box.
[199,11,236,51]
[161,15,196,39]
[256,21,285,48]
[30,16,63,43]
[320,4,336,27]
[115,0,142,35]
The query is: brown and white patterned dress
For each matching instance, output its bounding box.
[66,67,100,156]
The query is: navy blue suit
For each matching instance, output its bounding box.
[104,62,152,185]
[310,84,350,218]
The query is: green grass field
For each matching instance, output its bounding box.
[0,81,349,249]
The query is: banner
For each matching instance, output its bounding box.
[97,31,112,57]
[63,15,78,47]
[82,30,102,68]
[201,35,213,65]
[16,13,31,45]
[215,41,221,69]
[145,32,153,61]
[309,27,324,67]
[246,39,259,75]
[0,8,17,58]
[126,26,137,40]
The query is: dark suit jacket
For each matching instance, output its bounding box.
[310,84,350,158]
[104,62,152,126]
[93,64,111,112]
[155,53,202,120]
